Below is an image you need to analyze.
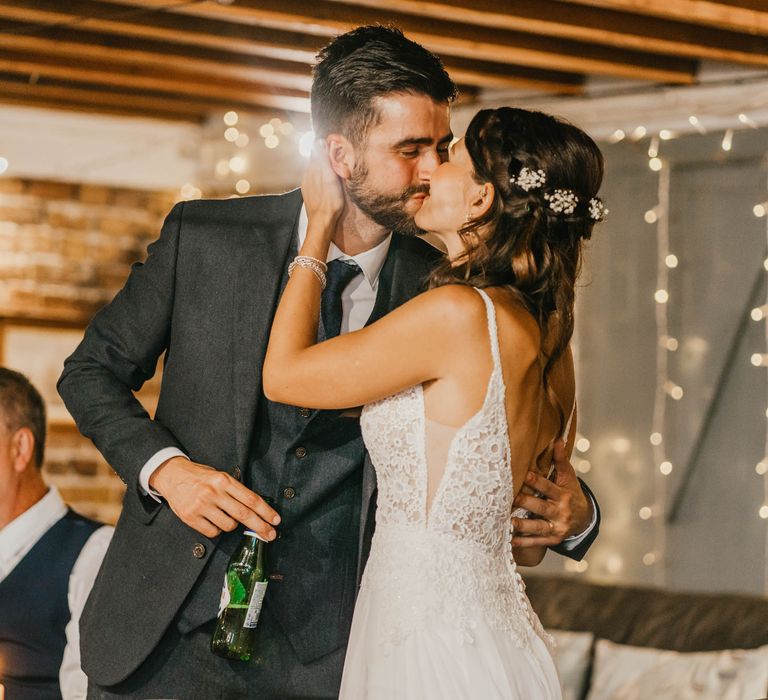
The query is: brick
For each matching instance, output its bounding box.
[0,178,24,194]
[112,190,148,209]
[27,181,76,200]
[78,184,112,205]
[0,204,41,225]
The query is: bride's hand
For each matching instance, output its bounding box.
[301,140,346,239]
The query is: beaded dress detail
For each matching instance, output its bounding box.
[339,288,563,699]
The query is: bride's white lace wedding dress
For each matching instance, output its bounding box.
[339,288,563,699]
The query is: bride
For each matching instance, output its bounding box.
[263,106,606,698]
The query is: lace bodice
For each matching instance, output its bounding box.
[360,288,553,657]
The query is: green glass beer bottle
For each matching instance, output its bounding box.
[210,530,268,661]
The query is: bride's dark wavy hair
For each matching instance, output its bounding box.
[429,107,605,449]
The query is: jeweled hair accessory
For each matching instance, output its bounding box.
[588,197,609,221]
[544,189,579,215]
[510,167,546,192]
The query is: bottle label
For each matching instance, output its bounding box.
[243,581,268,628]
[217,575,231,618]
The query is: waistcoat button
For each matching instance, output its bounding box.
[192,543,206,559]
[299,408,311,418]
[294,446,307,459]
[283,487,296,499]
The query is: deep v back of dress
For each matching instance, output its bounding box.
[339,288,563,699]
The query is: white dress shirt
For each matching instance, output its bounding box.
[0,486,113,700]
[136,206,595,547]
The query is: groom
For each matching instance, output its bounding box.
[59,25,600,699]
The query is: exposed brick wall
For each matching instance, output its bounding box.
[0,177,176,524]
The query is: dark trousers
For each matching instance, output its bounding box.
[86,609,345,700]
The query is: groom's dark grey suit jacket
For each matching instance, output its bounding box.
[58,188,599,687]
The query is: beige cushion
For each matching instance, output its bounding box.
[586,638,768,700]
[549,629,594,700]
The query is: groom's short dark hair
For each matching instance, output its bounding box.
[311,25,458,146]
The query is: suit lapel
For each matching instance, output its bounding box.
[233,188,303,466]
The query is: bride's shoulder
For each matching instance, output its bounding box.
[410,284,488,326]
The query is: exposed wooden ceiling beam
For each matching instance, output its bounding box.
[0,18,585,94]
[6,0,697,83]
[0,89,202,122]
[0,49,310,109]
[0,72,311,115]
[324,0,768,66]
[557,0,768,35]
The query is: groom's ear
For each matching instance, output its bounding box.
[326,134,355,180]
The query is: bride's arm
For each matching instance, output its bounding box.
[263,144,485,410]
[264,273,481,409]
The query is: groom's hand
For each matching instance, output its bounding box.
[511,440,592,548]
[150,457,281,540]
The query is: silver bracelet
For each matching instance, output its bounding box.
[288,255,327,289]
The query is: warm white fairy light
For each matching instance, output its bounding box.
[755,204,767,218]
[752,304,768,321]
[224,127,239,142]
[739,113,758,128]
[654,289,669,304]
[228,155,247,173]
[647,137,659,158]
[223,110,238,126]
[643,552,657,566]
[659,129,674,140]
[639,506,653,520]
[659,461,673,475]
[757,461,768,476]
[721,129,734,152]
[265,134,280,149]
[609,129,625,143]
[259,123,274,138]
[235,179,250,194]
[649,157,663,172]
[661,336,679,351]
[665,254,678,269]
[650,432,663,445]
[575,436,591,452]
[235,133,249,148]
[688,115,706,134]
[644,209,658,224]
[632,126,647,140]
[0,157,8,175]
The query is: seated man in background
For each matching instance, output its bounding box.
[0,368,112,700]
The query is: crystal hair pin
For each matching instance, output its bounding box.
[588,198,609,221]
[510,167,546,192]
[544,189,579,215]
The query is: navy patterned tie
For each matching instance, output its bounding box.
[321,259,362,339]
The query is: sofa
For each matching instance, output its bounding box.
[523,575,768,700]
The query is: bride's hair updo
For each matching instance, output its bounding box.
[429,107,605,438]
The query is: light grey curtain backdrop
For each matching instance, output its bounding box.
[535,127,768,595]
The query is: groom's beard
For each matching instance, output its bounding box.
[347,163,429,237]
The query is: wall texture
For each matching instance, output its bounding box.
[0,177,174,523]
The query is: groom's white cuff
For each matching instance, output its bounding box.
[559,492,598,551]
[139,447,189,502]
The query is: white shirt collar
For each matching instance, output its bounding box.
[297,204,392,288]
[0,485,66,580]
